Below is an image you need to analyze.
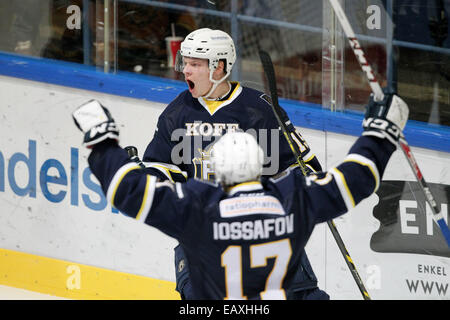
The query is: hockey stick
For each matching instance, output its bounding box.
[328,0,450,247]
[125,146,145,168]
[258,50,371,300]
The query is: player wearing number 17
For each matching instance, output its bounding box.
[142,28,326,300]
[72,90,408,299]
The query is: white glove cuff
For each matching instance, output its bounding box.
[73,100,109,132]
[386,95,409,131]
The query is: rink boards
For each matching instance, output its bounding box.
[0,61,449,300]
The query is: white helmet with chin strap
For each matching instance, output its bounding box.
[210,132,264,186]
[175,28,236,98]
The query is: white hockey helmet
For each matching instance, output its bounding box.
[210,132,264,186]
[174,28,236,96]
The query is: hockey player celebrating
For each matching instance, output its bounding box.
[72,89,409,299]
[142,28,322,181]
[141,28,327,300]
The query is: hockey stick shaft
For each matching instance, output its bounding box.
[328,0,384,101]
[328,0,450,247]
[259,50,371,300]
[125,146,145,168]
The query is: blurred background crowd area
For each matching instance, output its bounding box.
[0,0,449,126]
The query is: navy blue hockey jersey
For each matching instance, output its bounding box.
[142,82,321,182]
[88,135,395,299]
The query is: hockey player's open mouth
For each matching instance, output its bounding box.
[187,80,195,90]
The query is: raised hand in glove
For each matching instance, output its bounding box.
[362,91,409,146]
[72,100,119,148]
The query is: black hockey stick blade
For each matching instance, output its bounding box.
[259,50,280,107]
[258,50,308,176]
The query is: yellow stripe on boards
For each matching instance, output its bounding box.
[0,248,179,300]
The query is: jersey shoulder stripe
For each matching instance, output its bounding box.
[106,162,141,207]
[136,175,157,222]
[329,167,355,210]
[143,162,188,182]
[343,153,380,191]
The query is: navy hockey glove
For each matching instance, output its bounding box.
[72,100,119,148]
[362,92,409,146]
